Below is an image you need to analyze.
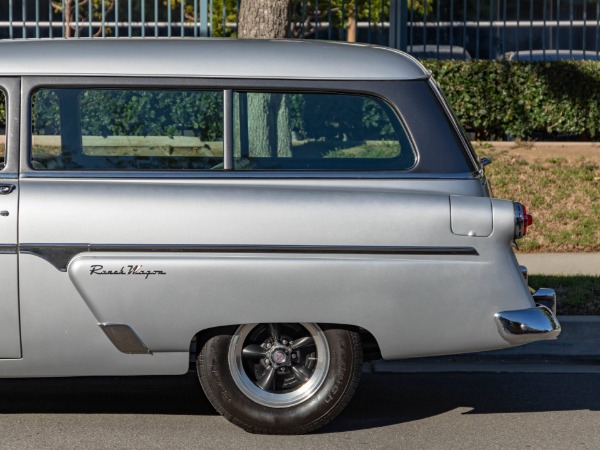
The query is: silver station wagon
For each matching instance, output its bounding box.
[0,39,559,434]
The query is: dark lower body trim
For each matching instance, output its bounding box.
[19,243,479,272]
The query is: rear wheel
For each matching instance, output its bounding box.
[197,323,362,434]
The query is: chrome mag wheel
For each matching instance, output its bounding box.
[228,323,330,408]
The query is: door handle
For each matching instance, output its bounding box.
[0,184,15,195]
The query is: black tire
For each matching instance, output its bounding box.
[197,323,362,434]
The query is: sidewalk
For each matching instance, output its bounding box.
[516,253,600,276]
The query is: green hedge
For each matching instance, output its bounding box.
[422,60,600,140]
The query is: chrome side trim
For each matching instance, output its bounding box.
[19,170,479,180]
[0,244,17,254]
[20,243,479,272]
[495,306,561,345]
[533,288,557,316]
[99,323,153,355]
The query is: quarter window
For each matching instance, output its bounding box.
[31,88,224,171]
[233,92,415,171]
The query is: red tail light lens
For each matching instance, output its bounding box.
[514,202,533,239]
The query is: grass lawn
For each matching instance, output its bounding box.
[530,275,600,315]
[476,142,600,252]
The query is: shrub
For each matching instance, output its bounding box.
[423,60,600,140]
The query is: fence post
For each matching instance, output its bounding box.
[389,0,407,51]
[200,0,208,37]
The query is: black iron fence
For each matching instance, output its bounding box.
[1,1,600,60]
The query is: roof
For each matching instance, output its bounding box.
[0,38,429,81]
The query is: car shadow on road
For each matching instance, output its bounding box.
[1,371,600,432]
[322,371,600,433]
[0,371,216,415]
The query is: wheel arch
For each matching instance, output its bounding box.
[190,323,381,363]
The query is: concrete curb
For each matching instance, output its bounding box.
[367,316,600,373]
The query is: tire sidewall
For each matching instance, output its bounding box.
[198,326,360,433]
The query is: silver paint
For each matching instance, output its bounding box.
[0,182,20,359]
[0,39,428,81]
[0,42,560,378]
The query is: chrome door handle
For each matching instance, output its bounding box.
[0,184,15,195]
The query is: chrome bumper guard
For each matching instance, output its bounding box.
[532,288,557,316]
[519,265,528,285]
[495,304,561,345]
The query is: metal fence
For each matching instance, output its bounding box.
[1,1,600,60]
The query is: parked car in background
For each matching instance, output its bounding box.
[501,49,600,61]
[0,38,559,434]
[408,44,472,60]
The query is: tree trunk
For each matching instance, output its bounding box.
[238,0,291,39]
[346,5,357,43]
[237,0,293,159]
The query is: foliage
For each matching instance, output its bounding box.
[32,89,224,141]
[289,0,388,38]
[294,95,396,141]
[51,0,116,37]
[529,275,600,315]
[30,89,394,144]
[289,0,432,38]
[423,60,600,140]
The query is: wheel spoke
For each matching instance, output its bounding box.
[242,344,267,359]
[290,336,314,350]
[290,365,311,383]
[268,323,280,343]
[256,365,276,391]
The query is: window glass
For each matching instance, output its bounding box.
[233,92,415,171]
[31,88,223,171]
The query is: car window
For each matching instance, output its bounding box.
[31,88,224,171]
[233,92,415,171]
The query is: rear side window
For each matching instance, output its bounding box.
[30,87,414,172]
[233,91,415,171]
[31,88,224,171]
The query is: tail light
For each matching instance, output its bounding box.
[514,202,533,239]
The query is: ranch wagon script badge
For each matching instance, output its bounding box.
[89,264,166,279]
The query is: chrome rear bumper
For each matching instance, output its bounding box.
[495,304,561,345]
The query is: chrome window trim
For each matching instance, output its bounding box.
[223,89,233,171]
[19,171,479,180]
[21,76,433,177]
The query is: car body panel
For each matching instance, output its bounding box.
[0,40,558,378]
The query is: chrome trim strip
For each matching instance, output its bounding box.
[19,243,479,272]
[99,323,153,355]
[0,244,17,254]
[19,171,479,180]
[223,89,233,171]
[495,306,561,345]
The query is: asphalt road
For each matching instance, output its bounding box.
[1,370,600,449]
